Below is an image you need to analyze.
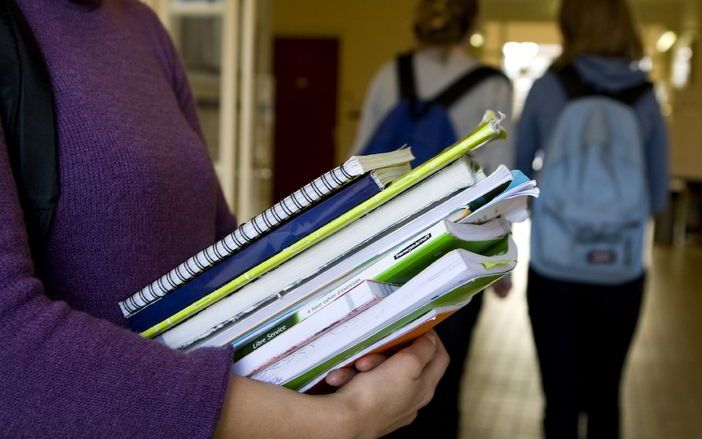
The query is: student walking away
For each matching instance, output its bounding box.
[0,1,449,437]
[352,0,514,173]
[351,1,514,438]
[516,0,669,437]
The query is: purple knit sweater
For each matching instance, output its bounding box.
[0,1,236,437]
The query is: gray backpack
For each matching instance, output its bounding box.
[530,64,652,284]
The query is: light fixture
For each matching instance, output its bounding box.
[469,33,485,48]
[502,42,540,69]
[656,31,677,52]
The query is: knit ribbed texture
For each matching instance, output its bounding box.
[0,0,236,437]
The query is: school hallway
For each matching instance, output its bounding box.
[459,222,702,439]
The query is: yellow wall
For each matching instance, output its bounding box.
[669,3,702,180]
[272,0,416,161]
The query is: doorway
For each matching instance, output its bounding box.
[272,37,339,202]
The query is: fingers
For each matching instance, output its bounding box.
[403,335,448,412]
[419,334,449,394]
[382,331,439,379]
[325,367,357,387]
[327,353,390,388]
[492,279,512,298]
[354,353,387,372]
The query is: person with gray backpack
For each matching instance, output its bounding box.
[516,0,669,438]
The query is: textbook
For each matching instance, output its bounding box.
[300,303,460,393]
[461,170,538,224]
[183,165,536,353]
[157,157,480,349]
[119,148,414,317]
[232,280,398,376]
[124,164,411,333]
[141,110,505,339]
[227,218,509,356]
[252,241,518,390]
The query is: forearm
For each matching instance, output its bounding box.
[215,376,359,439]
[215,332,449,439]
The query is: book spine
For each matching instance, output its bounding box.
[254,240,518,390]
[140,115,503,338]
[233,313,303,361]
[182,166,514,353]
[280,275,501,390]
[231,275,401,356]
[232,282,394,377]
[156,160,476,350]
[296,222,451,312]
[125,175,382,333]
[119,161,361,318]
[230,223,498,355]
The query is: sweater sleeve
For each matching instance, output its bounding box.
[0,130,232,437]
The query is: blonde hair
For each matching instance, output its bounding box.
[557,0,643,65]
[413,0,478,46]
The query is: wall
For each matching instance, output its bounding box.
[271,0,416,160]
[670,0,702,181]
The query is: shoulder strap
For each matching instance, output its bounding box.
[554,63,652,106]
[396,52,417,101]
[0,0,58,263]
[432,66,509,109]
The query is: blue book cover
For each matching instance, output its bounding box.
[126,174,385,332]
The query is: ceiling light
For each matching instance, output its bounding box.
[469,33,485,48]
[656,31,677,52]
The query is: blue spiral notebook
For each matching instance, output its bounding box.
[126,173,400,332]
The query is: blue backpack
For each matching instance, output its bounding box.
[530,64,653,284]
[359,52,507,166]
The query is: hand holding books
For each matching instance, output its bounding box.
[120,110,539,394]
[215,331,449,439]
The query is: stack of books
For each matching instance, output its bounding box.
[119,111,539,392]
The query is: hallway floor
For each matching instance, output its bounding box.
[459,223,702,438]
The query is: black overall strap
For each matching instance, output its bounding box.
[0,0,58,263]
[432,65,509,109]
[396,52,509,118]
[396,52,417,101]
[554,63,652,106]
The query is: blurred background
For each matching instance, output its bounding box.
[142,0,701,437]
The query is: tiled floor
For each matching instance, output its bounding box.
[459,222,702,439]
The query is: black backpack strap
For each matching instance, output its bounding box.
[553,63,592,100]
[432,66,509,109]
[396,52,417,101]
[554,63,652,106]
[0,0,58,263]
[609,82,653,106]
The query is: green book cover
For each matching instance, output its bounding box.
[283,273,504,391]
[233,230,509,360]
[374,227,508,284]
[141,111,506,338]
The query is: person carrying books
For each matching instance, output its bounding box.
[351,0,515,437]
[516,0,669,437]
[0,0,449,437]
